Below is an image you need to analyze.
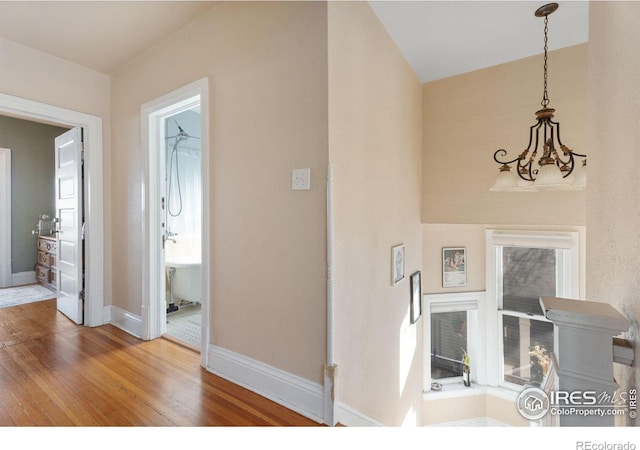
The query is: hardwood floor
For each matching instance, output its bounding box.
[0,299,321,426]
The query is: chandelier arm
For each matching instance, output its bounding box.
[555,151,587,179]
[549,119,587,159]
[516,158,535,182]
[549,118,563,147]
[524,122,537,153]
[560,153,577,178]
[509,122,542,183]
[542,121,550,145]
[527,121,543,164]
[493,149,521,165]
[555,153,573,166]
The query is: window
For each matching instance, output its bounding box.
[424,292,483,390]
[486,230,580,390]
[431,310,467,380]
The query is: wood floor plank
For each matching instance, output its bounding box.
[0,300,322,427]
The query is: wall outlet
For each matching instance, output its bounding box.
[292,168,310,191]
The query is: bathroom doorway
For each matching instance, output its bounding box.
[142,78,210,366]
[163,107,202,349]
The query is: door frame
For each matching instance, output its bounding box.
[0,92,104,326]
[141,78,210,368]
[0,148,10,288]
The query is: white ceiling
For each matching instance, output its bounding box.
[0,1,219,74]
[0,1,589,80]
[370,1,590,82]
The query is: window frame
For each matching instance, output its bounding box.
[423,291,485,392]
[486,230,581,391]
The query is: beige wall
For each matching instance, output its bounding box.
[110,1,328,383]
[423,393,529,426]
[422,224,486,294]
[329,1,423,426]
[485,394,529,427]
[423,394,485,425]
[586,1,640,427]
[422,44,588,226]
[0,37,110,117]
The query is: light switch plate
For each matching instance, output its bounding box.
[292,168,310,191]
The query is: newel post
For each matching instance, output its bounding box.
[540,297,632,426]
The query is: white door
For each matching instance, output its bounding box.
[55,127,84,324]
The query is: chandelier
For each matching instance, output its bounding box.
[490,3,587,191]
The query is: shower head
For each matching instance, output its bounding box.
[165,118,200,141]
[176,124,189,139]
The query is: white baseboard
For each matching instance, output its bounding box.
[427,417,509,427]
[337,402,384,427]
[11,271,36,286]
[107,305,142,338]
[335,404,510,427]
[208,345,325,424]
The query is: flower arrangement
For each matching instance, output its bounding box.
[529,344,551,385]
[461,348,471,387]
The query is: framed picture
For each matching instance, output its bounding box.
[410,271,422,324]
[442,247,466,288]
[391,244,405,286]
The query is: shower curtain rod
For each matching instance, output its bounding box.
[165,134,201,140]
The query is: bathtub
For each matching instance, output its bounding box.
[165,234,201,304]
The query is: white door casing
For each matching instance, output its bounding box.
[0,148,10,288]
[55,127,84,324]
[0,92,103,327]
[0,148,11,288]
[141,77,210,368]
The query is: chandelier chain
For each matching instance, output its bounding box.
[541,14,550,108]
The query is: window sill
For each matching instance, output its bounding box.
[423,383,520,402]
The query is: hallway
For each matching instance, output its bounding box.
[0,299,319,426]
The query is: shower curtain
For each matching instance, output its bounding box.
[167,145,201,238]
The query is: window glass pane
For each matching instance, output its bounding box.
[503,315,553,387]
[431,311,467,380]
[502,247,556,315]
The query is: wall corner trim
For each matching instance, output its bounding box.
[336,401,384,427]
[208,345,324,424]
[108,305,142,338]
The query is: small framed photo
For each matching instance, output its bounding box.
[442,247,466,288]
[391,244,405,286]
[410,271,422,324]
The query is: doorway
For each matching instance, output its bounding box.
[142,78,210,366]
[0,93,104,327]
[163,107,202,349]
